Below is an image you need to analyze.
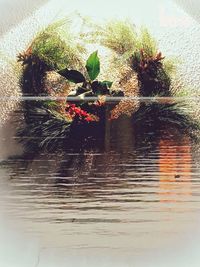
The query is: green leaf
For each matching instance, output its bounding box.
[86,51,100,80]
[58,69,86,83]
[101,81,113,88]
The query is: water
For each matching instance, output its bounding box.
[0,101,200,266]
[0,0,200,265]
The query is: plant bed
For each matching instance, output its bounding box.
[16,19,199,156]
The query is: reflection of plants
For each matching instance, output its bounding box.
[17,50,118,153]
[16,19,199,156]
[17,104,71,152]
[17,100,106,153]
[133,102,199,136]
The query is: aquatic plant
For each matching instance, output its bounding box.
[16,18,199,156]
[17,49,122,153]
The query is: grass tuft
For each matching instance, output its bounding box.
[31,20,85,71]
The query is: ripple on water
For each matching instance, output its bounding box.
[0,105,200,253]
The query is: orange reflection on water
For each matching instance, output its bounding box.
[158,132,192,203]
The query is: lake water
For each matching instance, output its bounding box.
[0,100,200,267]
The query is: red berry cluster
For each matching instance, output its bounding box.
[65,103,97,122]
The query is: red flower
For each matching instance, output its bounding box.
[85,116,94,122]
[65,103,98,122]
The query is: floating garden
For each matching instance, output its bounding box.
[16,19,199,156]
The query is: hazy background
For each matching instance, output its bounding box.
[0,0,48,35]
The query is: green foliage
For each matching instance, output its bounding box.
[43,100,59,108]
[18,19,86,96]
[129,28,177,97]
[18,104,71,152]
[131,50,171,96]
[87,20,137,58]
[134,102,199,136]
[58,69,86,83]
[31,20,84,70]
[86,19,178,97]
[19,18,178,98]
[129,29,177,96]
[15,17,199,156]
[89,21,158,59]
[135,27,157,57]
[163,58,178,77]
[58,51,119,97]
[58,51,101,83]
[86,51,100,80]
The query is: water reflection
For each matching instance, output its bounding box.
[1,101,200,254]
[159,131,192,203]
